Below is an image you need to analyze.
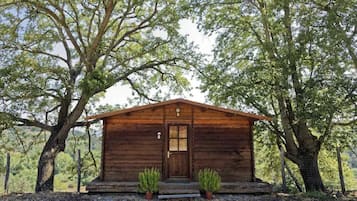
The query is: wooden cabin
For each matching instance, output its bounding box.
[86,99,272,194]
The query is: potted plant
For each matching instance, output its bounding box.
[198,168,221,200]
[138,168,160,200]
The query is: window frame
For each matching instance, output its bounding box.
[168,125,188,152]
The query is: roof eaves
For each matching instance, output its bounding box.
[86,98,272,121]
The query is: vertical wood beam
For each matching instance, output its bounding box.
[249,121,256,181]
[77,149,81,193]
[189,105,194,180]
[163,105,168,180]
[100,119,106,180]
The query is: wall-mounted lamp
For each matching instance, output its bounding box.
[157,131,161,139]
[176,107,180,117]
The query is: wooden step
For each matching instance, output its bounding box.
[158,193,201,200]
[159,188,200,194]
[159,182,199,189]
[159,182,200,194]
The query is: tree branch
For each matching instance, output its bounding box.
[332,118,357,127]
[110,0,158,53]
[126,78,159,102]
[318,111,334,144]
[1,112,53,131]
[71,119,100,128]
[111,58,179,85]
[27,0,89,70]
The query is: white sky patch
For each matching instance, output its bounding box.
[100,20,215,106]
[178,19,216,57]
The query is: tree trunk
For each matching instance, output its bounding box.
[336,146,346,194]
[280,147,287,192]
[298,152,325,192]
[35,133,66,192]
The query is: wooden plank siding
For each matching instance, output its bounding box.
[193,127,252,182]
[102,102,254,182]
[104,123,164,181]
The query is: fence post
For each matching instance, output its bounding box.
[280,147,287,192]
[77,149,81,193]
[336,146,346,194]
[4,153,10,194]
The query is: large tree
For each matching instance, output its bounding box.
[189,0,356,191]
[0,0,197,192]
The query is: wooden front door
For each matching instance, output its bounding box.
[168,125,189,178]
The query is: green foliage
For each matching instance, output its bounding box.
[7,152,37,193]
[319,149,357,190]
[0,127,101,193]
[79,69,116,95]
[0,0,199,190]
[255,130,282,185]
[255,129,357,191]
[188,0,356,191]
[198,168,221,192]
[0,113,14,133]
[138,168,160,193]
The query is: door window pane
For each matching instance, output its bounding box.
[179,139,187,151]
[169,125,188,152]
[179,126,187,138]
[169,139,178,151]
[169,126,178,138]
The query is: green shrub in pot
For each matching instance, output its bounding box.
[138,168,160,199]
[198,168,221,199]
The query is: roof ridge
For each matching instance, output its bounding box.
[86,98,271,121]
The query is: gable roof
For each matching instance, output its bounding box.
[86,98,271,121]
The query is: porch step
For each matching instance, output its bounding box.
[159,182,200,194]
[159,189,200,194]
[158,193,201,200]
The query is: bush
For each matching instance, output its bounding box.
[198,168,221,192]
[138,168,160,193]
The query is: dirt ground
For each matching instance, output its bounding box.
[0,192,356,201]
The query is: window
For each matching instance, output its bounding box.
[169,125,188,151]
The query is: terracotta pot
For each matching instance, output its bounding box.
[145,192,153,200]
[205,191,213,200]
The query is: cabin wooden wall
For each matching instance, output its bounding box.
[103,107,164,181]
[102,103,254,182]
[192,107,252,182]
[193,127,252,181]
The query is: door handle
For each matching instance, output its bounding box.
[167,151,170,159]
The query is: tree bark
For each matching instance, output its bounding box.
[298,152,325,192]
[336,146,346,194]
[35,95,89,192]
[35,132,67,192]
[280,147,287,192]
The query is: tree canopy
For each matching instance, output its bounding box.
[189,0,356,191]
[0,0,198,191]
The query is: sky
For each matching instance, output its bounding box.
[100,19,216,106]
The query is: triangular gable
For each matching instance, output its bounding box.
[86,98,271,121]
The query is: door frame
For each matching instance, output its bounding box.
[163,123,192,180]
